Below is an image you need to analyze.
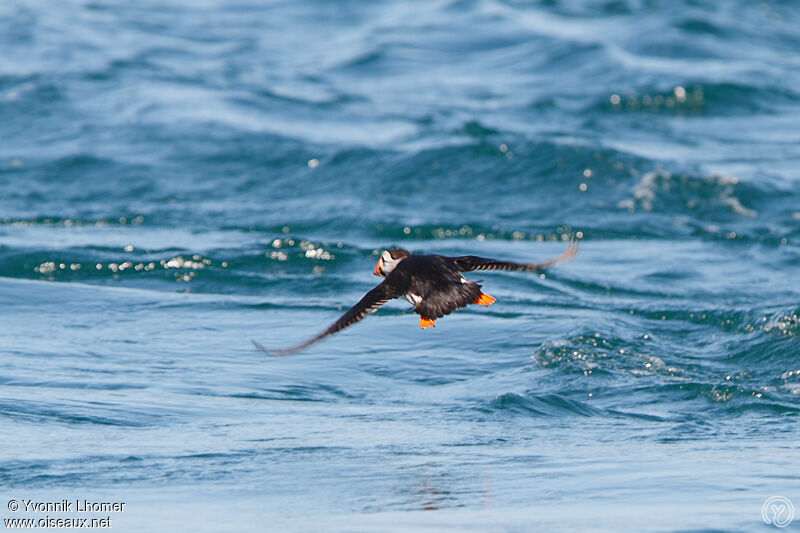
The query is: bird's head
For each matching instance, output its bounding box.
[374,248,409,277]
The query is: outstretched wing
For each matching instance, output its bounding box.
[447,237,578,273]
[252,280,403,356]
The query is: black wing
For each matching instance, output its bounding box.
[447,237,578,272]
[252,280,404,356]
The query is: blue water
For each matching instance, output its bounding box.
[2,0,800,531]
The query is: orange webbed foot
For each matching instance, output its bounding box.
[420,317,436,329]
[472,293,496,306]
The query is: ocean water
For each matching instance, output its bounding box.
[1,0,799,531]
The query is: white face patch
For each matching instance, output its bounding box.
[380,250,403,275]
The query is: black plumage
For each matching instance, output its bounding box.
[253,238,577,355]
[387,254,482,319]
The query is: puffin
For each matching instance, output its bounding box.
[253,238,578,355]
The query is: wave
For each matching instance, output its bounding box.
[483,391,603,417]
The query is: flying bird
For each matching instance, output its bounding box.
[253,238,578,355]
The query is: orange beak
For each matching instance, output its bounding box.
[374,258,385,277]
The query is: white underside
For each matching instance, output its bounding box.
[405,293,422,305]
